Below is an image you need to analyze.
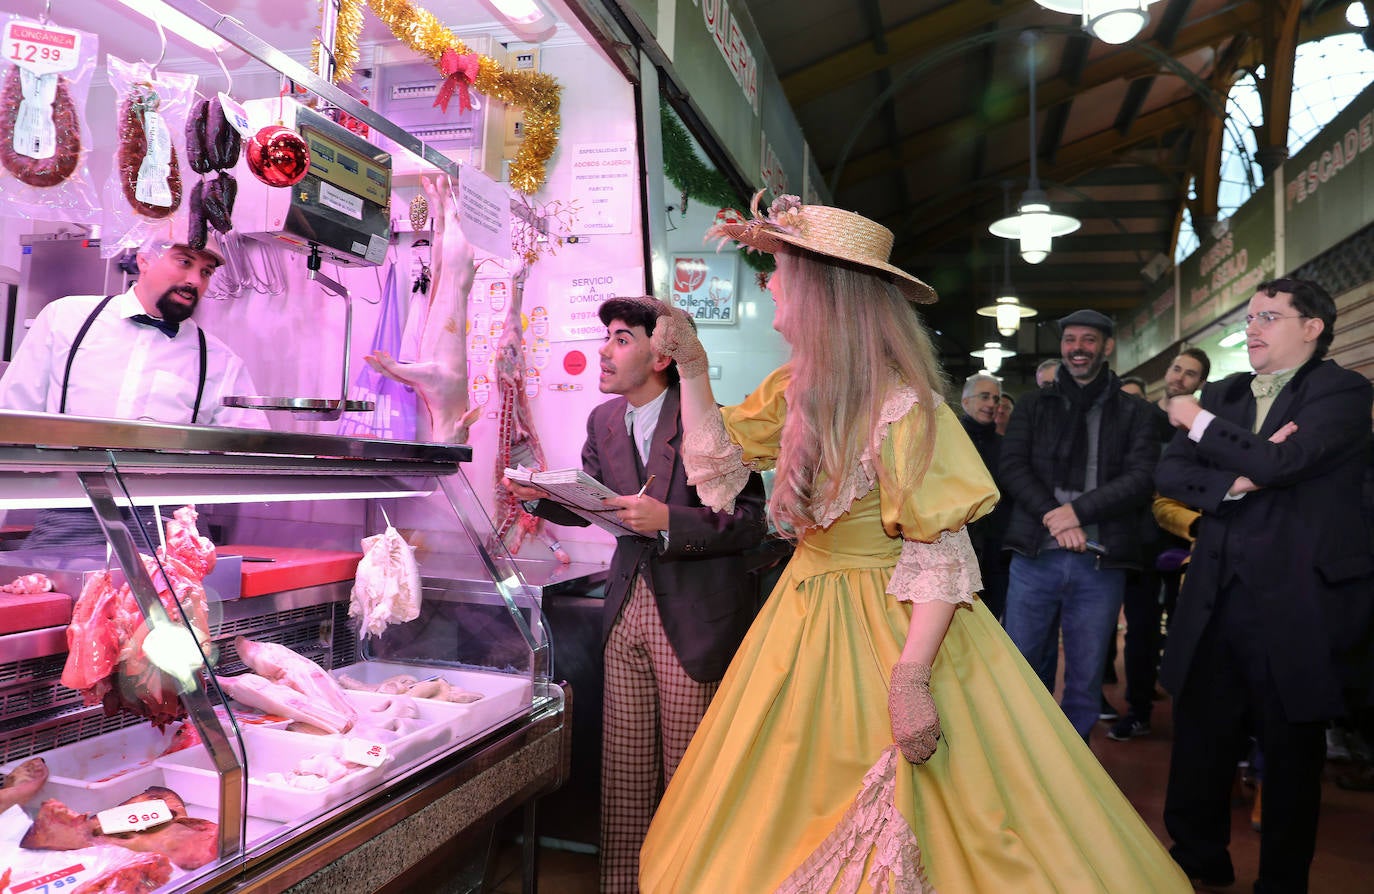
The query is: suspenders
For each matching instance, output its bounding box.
[58,295,209,424]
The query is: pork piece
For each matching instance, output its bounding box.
[366,174,480,443]
[349,526,421,639]
[233,637,356,726]
[21,786,218,870]
[159,721,201,757]
[410,678,482,704]
[60,506,214,729]
[60,570,126,693]
[72,852,174,894]
[0,572,55,594]
[296,753,355,783]
[0,757,49,811]
[215,673,352,734]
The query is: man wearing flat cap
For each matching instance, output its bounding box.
[999,308,1159,741]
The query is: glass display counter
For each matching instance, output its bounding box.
[0,410,580,893]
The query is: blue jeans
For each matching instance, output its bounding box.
[1005,550,1125,739]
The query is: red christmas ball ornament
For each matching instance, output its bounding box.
[245,125,310,187]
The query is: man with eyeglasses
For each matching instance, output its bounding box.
[959,373,1011,620]
[1156,278,1373,892]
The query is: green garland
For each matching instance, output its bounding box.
[660,103,774,275]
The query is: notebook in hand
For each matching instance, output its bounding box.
[505,467,642,538]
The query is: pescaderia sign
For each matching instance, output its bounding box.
[1283,81,1374,270]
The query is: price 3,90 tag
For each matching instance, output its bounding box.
[341,738,389,768]
[96,798,173,834]
[3,21,81,76]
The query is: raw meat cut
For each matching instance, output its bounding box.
[71,852,173,894]
[349,526,421,638]
[0,572,55,594]
[60,507,214,728]
[215,673,352,734]
[0,756,49,810]
[232,637,357,726]
[337,672,483,704]
[21,785,218,870]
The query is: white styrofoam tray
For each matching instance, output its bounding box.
[155,725,384,823]
[332,661,533,744]
[0,725,175,815]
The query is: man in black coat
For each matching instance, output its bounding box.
[1000,309,1159,741]
[1156,278,1374,892]
[959,373,1010,620]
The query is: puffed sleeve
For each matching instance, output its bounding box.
[684,366,790,512]
[880,402,1000,605]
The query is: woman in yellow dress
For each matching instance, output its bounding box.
[638,194,1191,893]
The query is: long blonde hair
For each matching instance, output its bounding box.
[770,249,945,536]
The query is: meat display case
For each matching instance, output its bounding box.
[0,410,588,893]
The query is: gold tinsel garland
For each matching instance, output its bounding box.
[312,0,562,195]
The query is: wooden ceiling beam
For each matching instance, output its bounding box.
[781,0,1033,107]
[831,4,1261,190]
[883,98,1200,267]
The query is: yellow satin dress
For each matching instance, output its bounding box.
[639,370,1190,893]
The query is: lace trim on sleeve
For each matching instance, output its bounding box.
[887,528,981,606]
[683,412,752,514]
[812,380,939,530]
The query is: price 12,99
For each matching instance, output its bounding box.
[2,21,81,76]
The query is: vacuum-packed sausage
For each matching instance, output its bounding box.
[118,86,182,218]
[0,66,81,188]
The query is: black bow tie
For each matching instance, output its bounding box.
[130,313,179,338]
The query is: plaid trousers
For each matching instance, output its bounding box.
[600,573,719,894]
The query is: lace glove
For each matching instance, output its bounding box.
[651,305,709,379]
[889,661,940,765]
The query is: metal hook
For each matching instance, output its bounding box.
[145,18,169,79]
[214,50,233,97]
[40,0,52,25]
[379,504,392,529]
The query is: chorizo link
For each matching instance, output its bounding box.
[0,66,81,188]
[118,87,182,219]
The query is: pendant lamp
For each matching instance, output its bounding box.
[1033,1,1155,45]
[979,191,1038,336]
[970,342,1016,374]
[989,31,1080,264]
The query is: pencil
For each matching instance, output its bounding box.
[636,475,655,498]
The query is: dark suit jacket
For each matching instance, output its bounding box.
[535,384,768,683]
[1155,358,1374,722]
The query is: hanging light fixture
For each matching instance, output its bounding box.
[970,342,1016,374]
[1033,1,1155,45]
[979,186,1038,336]
[989,31,1080,264]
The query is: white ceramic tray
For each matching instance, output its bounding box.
[155,725,384,823]
[332,661,534,745]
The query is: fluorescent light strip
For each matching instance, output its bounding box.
[113,0,232,53]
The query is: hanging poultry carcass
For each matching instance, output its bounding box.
[365,174,480,444]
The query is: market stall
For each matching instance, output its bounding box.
[0,0,639,890]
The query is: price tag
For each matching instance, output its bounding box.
[341,738,388,768]
[11,865,86,893]
[95,798,173,834]
[218,92,253,139]
[3,21,81,76]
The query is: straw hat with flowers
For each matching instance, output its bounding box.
[707,191,937,304]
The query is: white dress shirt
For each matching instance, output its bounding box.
[624,386,668,464]
[0,288,269,429]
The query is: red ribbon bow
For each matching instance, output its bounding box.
[434,49,481,114]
